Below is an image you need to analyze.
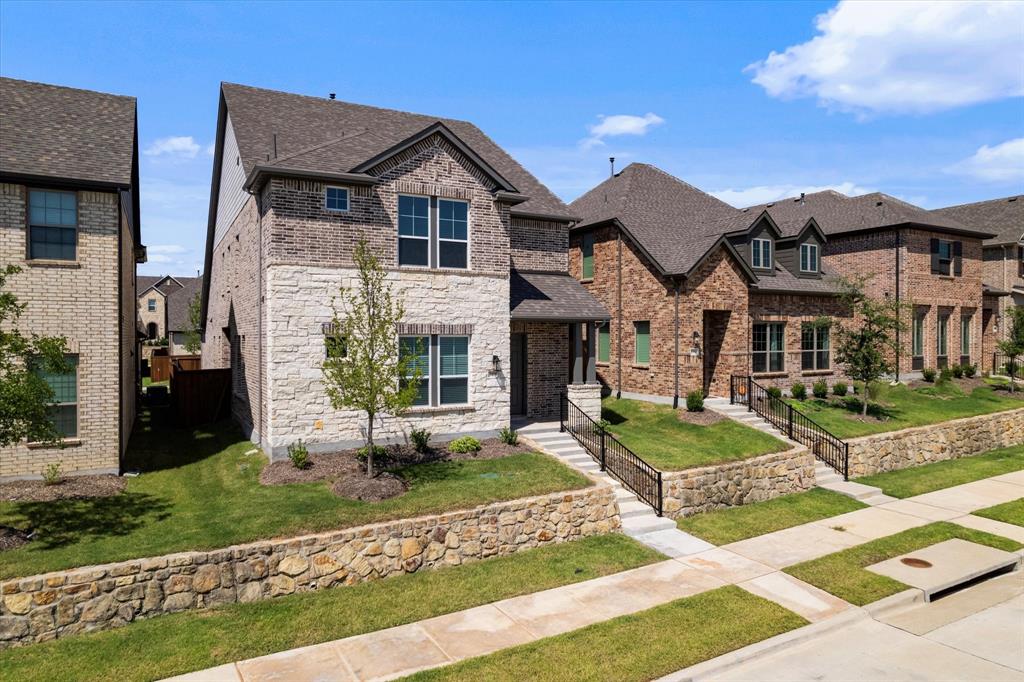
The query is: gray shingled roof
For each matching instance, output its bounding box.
[221,83,571,220]
[0,77,136,186]
[750,265,842,296]
[932,196,1024,247]
[570,164,740,275]
[510,271,610,321]
[166,276,203,333]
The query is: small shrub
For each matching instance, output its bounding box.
[790,382,807,400]
[448,435,482,453]
[287,440,310,469]
[410,428,431,453]
[951,364,964,379]
[498,426,519,446]
[922,367,936,382]
[356,444,387,462]
[685,390,705,412]
[833,382,848,397]
[812,380,829,399]
[963,364,977,378]
[41,462,63,486]
[596,418,612,434]
[938,367,953,383]
[766,386,783,399]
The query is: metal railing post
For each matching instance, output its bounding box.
[746,376,752,412]
[787,402,795,440]
[730,377,735,405]
[600,429,606,471]
[844,442,849,481]
[657,471,663,517]
[559,393,566,432]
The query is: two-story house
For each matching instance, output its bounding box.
[201,83,608,458]
[933,196,1023,370]
[0,77,144,479]
[137,273,203,354]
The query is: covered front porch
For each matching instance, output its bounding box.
[509,270,610,423]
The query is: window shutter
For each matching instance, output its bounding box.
[930,238,940,274]
[953,241,962,276]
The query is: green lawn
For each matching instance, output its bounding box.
[976,498,1024,527]
[0,408,591,579]
[141,377,168,389]
[784,522,1022,605]
[406,585,806,682]
[789,382,1024,439]
[0,535,663,682]
[601,398,787,471]
[855,445,1024,498]
[676,488,866,545]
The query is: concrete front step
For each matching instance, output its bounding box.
[618,499,653,519]
[818,479,887,503]
[621,515,678,536]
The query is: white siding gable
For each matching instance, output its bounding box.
[213,114,247,247]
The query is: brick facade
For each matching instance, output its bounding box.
[982,244,1023,366]
[0,184,136,479]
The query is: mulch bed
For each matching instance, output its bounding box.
[0,526,32,552]
[0,475,126,503]
[260,438,532,501]
[677,409,725,426]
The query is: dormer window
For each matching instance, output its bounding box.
[325,186,349,212]
[800,243,819,273]
[752,238,772,269]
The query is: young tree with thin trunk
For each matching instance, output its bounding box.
[997,305,1024,393]
[183,291,203,355]
[831,276,906,416]
[321,241,423,477]
[0,265,70,447]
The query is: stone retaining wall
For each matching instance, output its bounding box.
[847,407,1024,477]
[661,447,815,518]
[0,485,619,648]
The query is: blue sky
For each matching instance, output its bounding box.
[2,0,1021,276]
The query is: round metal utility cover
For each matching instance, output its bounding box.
[900,557,933,568]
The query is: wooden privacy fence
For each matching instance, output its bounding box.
[169,358,231,426]
[150,355,171,382]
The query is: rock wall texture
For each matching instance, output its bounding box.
[661,447,815,518]
[847,407,1024,477]
[0,485,618,648]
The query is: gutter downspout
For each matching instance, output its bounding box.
[616,229,623,399]
[673,279,680,408]
[117,196,124,474]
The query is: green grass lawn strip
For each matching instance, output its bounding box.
[405,585,807,682]
[975,498,1024,527]
[676,488,866,545]
[0,535,664,682]
[0,408,592,579]
[784,522,1022,606]
[789,382,1024,439]
[855,445,1024,498]
[601,397,787,471]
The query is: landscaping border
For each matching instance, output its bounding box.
[847,407,1024,477]
[0,485,619,648]
[662,447,815,518]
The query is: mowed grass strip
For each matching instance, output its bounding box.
[676,488,866,545]
[0,535,664,682]
[0,409,591,579]
[784,522,1022,606]
[404,585,807,682]
[601,397,787,471]
[975,498,1024,527]
[855,445,1024,498]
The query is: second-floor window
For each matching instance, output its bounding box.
[398,195,469,269]
[800,243,819,273]
[752,238,772,269]
[325,186,349,212]
[931,238,961,277]
[28,190,77,261]
[581,233,594,280]
[1017,245,1023,278]
[634,321,650,365]
[438,199,468,269]
[752,322,785,373]
[147,298,156,312]
[398,196,430,267]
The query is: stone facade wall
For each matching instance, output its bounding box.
[137,290,165,338]
[0,485,619,648]
[0,184,128,479]
[847,407,1024,477]
[567,383,602,423]
[265,265,510,458]
[662,447,815,518]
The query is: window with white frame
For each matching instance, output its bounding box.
[325,186,349,212]
[147,298,156,312]
[438,199,468,269]
[937,313,949,359]
[398,196,430,267]
[400,336,430,406]
[752,322,784,373]
[751,238,772,269]
[960,314,971,362]
[397,195,470,269]
[800,243,819,273]
[400,334,470,407]
[28,190,77,260]
[34,354,78,438]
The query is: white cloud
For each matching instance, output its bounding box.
[147,253,175,264]
[710,181,875,208]
[947,138,1024,183]
[148,244,188,255]
[144,136,202,159]
[581,113,664,149]
[746,1,1024,115]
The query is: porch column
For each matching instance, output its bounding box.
[585,321,597,383]
[571,322,584,384]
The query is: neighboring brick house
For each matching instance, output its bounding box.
[932,196,1023,371]
[201,83,608,458]
[568,163,994,404]
[0,77,144,479]
[137,274,203,354]
[165,275,203,355]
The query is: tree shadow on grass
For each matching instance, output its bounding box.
[123,405,245,473]
[9,492,173,550]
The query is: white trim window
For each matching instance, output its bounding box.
[147,298,156,312]
[439,336,469,404]
[398,195,430,267]
[400,335,431,406]
[800,243,819,273]
[325,186,349,212]
[752,322,785,373]
[438,199,468,269]
[28,190,77,260]
[752,238,772,269]
[35,354,79,438]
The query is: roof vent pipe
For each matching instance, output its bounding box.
[800,192,805,204]
[609,157,615,177]
[329,93,336,100]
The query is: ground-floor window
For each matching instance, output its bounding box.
[937,312,949,366]
[960,314,971,365]
[752,322,785,373]
[34,354,78,438]
[598,323,610,363]
[912,311,925,370]
[634,321,650,365]
[801,322,830,371]
[400,335,470,406]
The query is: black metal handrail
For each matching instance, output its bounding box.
[560,393,663,515]
[730,375,849,480]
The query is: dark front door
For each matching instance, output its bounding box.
[703,310,730,396]
[510,333,527,415]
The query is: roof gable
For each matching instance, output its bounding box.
[932,196,1024,247]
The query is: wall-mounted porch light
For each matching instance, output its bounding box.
[691,330,702,357]
[490,354,501,374]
